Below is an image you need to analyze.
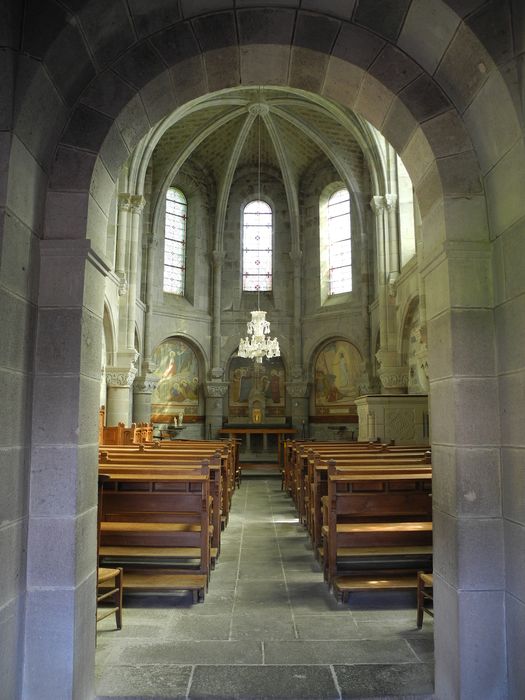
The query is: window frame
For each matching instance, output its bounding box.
[163,186,187,296]
[241,198,273,293]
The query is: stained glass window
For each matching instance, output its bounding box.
[163,187,186,295]
[328,189,352,294]
[242,200,272,292]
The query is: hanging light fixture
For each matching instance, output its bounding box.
[238,97,280,364]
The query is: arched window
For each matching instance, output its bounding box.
[242,200,272,291]
[163,187,186,295]
[327,188,352,294]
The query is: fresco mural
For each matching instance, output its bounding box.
[228,356,285,420]
[315,340,361,414]
[151,338,199,417]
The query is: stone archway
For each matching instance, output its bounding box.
[12,5,523,698]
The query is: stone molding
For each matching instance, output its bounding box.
[106,366,138,388]
[204,382,229,398]
[118,193,132,212]
[286,381,310,398]
[133,375,159,394]
[378,367,409,390]
[384,193,398,211]
[130,194,146,214]
[370,195,386,216]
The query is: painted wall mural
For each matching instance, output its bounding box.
[151,338,200,417]
[228,356,285,420]
[315,340,361,414]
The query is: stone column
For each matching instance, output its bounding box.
[289,249,303,376]
[115,193,131,295]
[105,355,139,426]
[385,193,399,285]
[133,375,159,423]
[204,381,229,438]
[143,236,158,370]
[127,195,146,349]
[423,241,504,700]
[211,250,225,379]
[286,380,310,434]
[371,195,406,394]
[24,239,109,700]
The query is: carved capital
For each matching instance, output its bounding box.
[385,193,398,211]
[117,271,128,296]
[370,195,386,216]
[118,193,132,212]
[106,365,138,388]
[286,382,310,398]
[133,374,159,394]
[378,367,409,391]
[204,382,229,398]
[130,194,146,215]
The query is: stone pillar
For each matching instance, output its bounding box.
[211,251,225,378]
[371,195,406,394]
[424,241,504,699]
[24,239,108,700]
[133,375,159,423]
[143,236,158,368]
[115,193,131,295]
[370,195,388,336]
[286,380,310,433]
[105,354,139,426]
[289,249,303,376]
[127,195,146,349]
[385,193,399,285]
[204,381,228,438]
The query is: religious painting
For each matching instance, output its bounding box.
[315,340,361,414]
[151,338,199,417]
[228,356,285,420]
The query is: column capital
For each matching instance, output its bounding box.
[106,365,138,388]
[370,195,386,216]
[204,381,229,398]
[285,381,310,398]
[130,194,146,214]
[385,193,398,211]
[118,193,133,211]
[133,374,159,394]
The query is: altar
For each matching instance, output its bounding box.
[219,425,296,466]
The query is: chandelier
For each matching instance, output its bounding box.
[238,309,280,363]
[238,95,281,364]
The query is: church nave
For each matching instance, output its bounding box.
[96,477,433,699]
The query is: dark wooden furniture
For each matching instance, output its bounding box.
[417,571,434,627]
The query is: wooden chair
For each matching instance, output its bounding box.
[416,571,433,628]
[97,475,123,630]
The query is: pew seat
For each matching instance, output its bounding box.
[123,571,208,603]
[100,545,219,568]
[333,575,418,602]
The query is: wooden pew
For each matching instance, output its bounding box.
[321,460,432,602]
[98,462,212,602]
[310,459,433,555]
[99,453,224,556]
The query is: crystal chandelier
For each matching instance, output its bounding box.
[238,309,280,363]
[238,95,280,364]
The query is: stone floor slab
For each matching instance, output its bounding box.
[97,663,192,698]
[188,664,339,699]
[334,662,434,698]
[264,639,417,665]
[112,640,262,665]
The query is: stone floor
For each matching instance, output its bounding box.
[96,476,434,700]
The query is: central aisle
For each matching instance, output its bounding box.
[96,477,434,699]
